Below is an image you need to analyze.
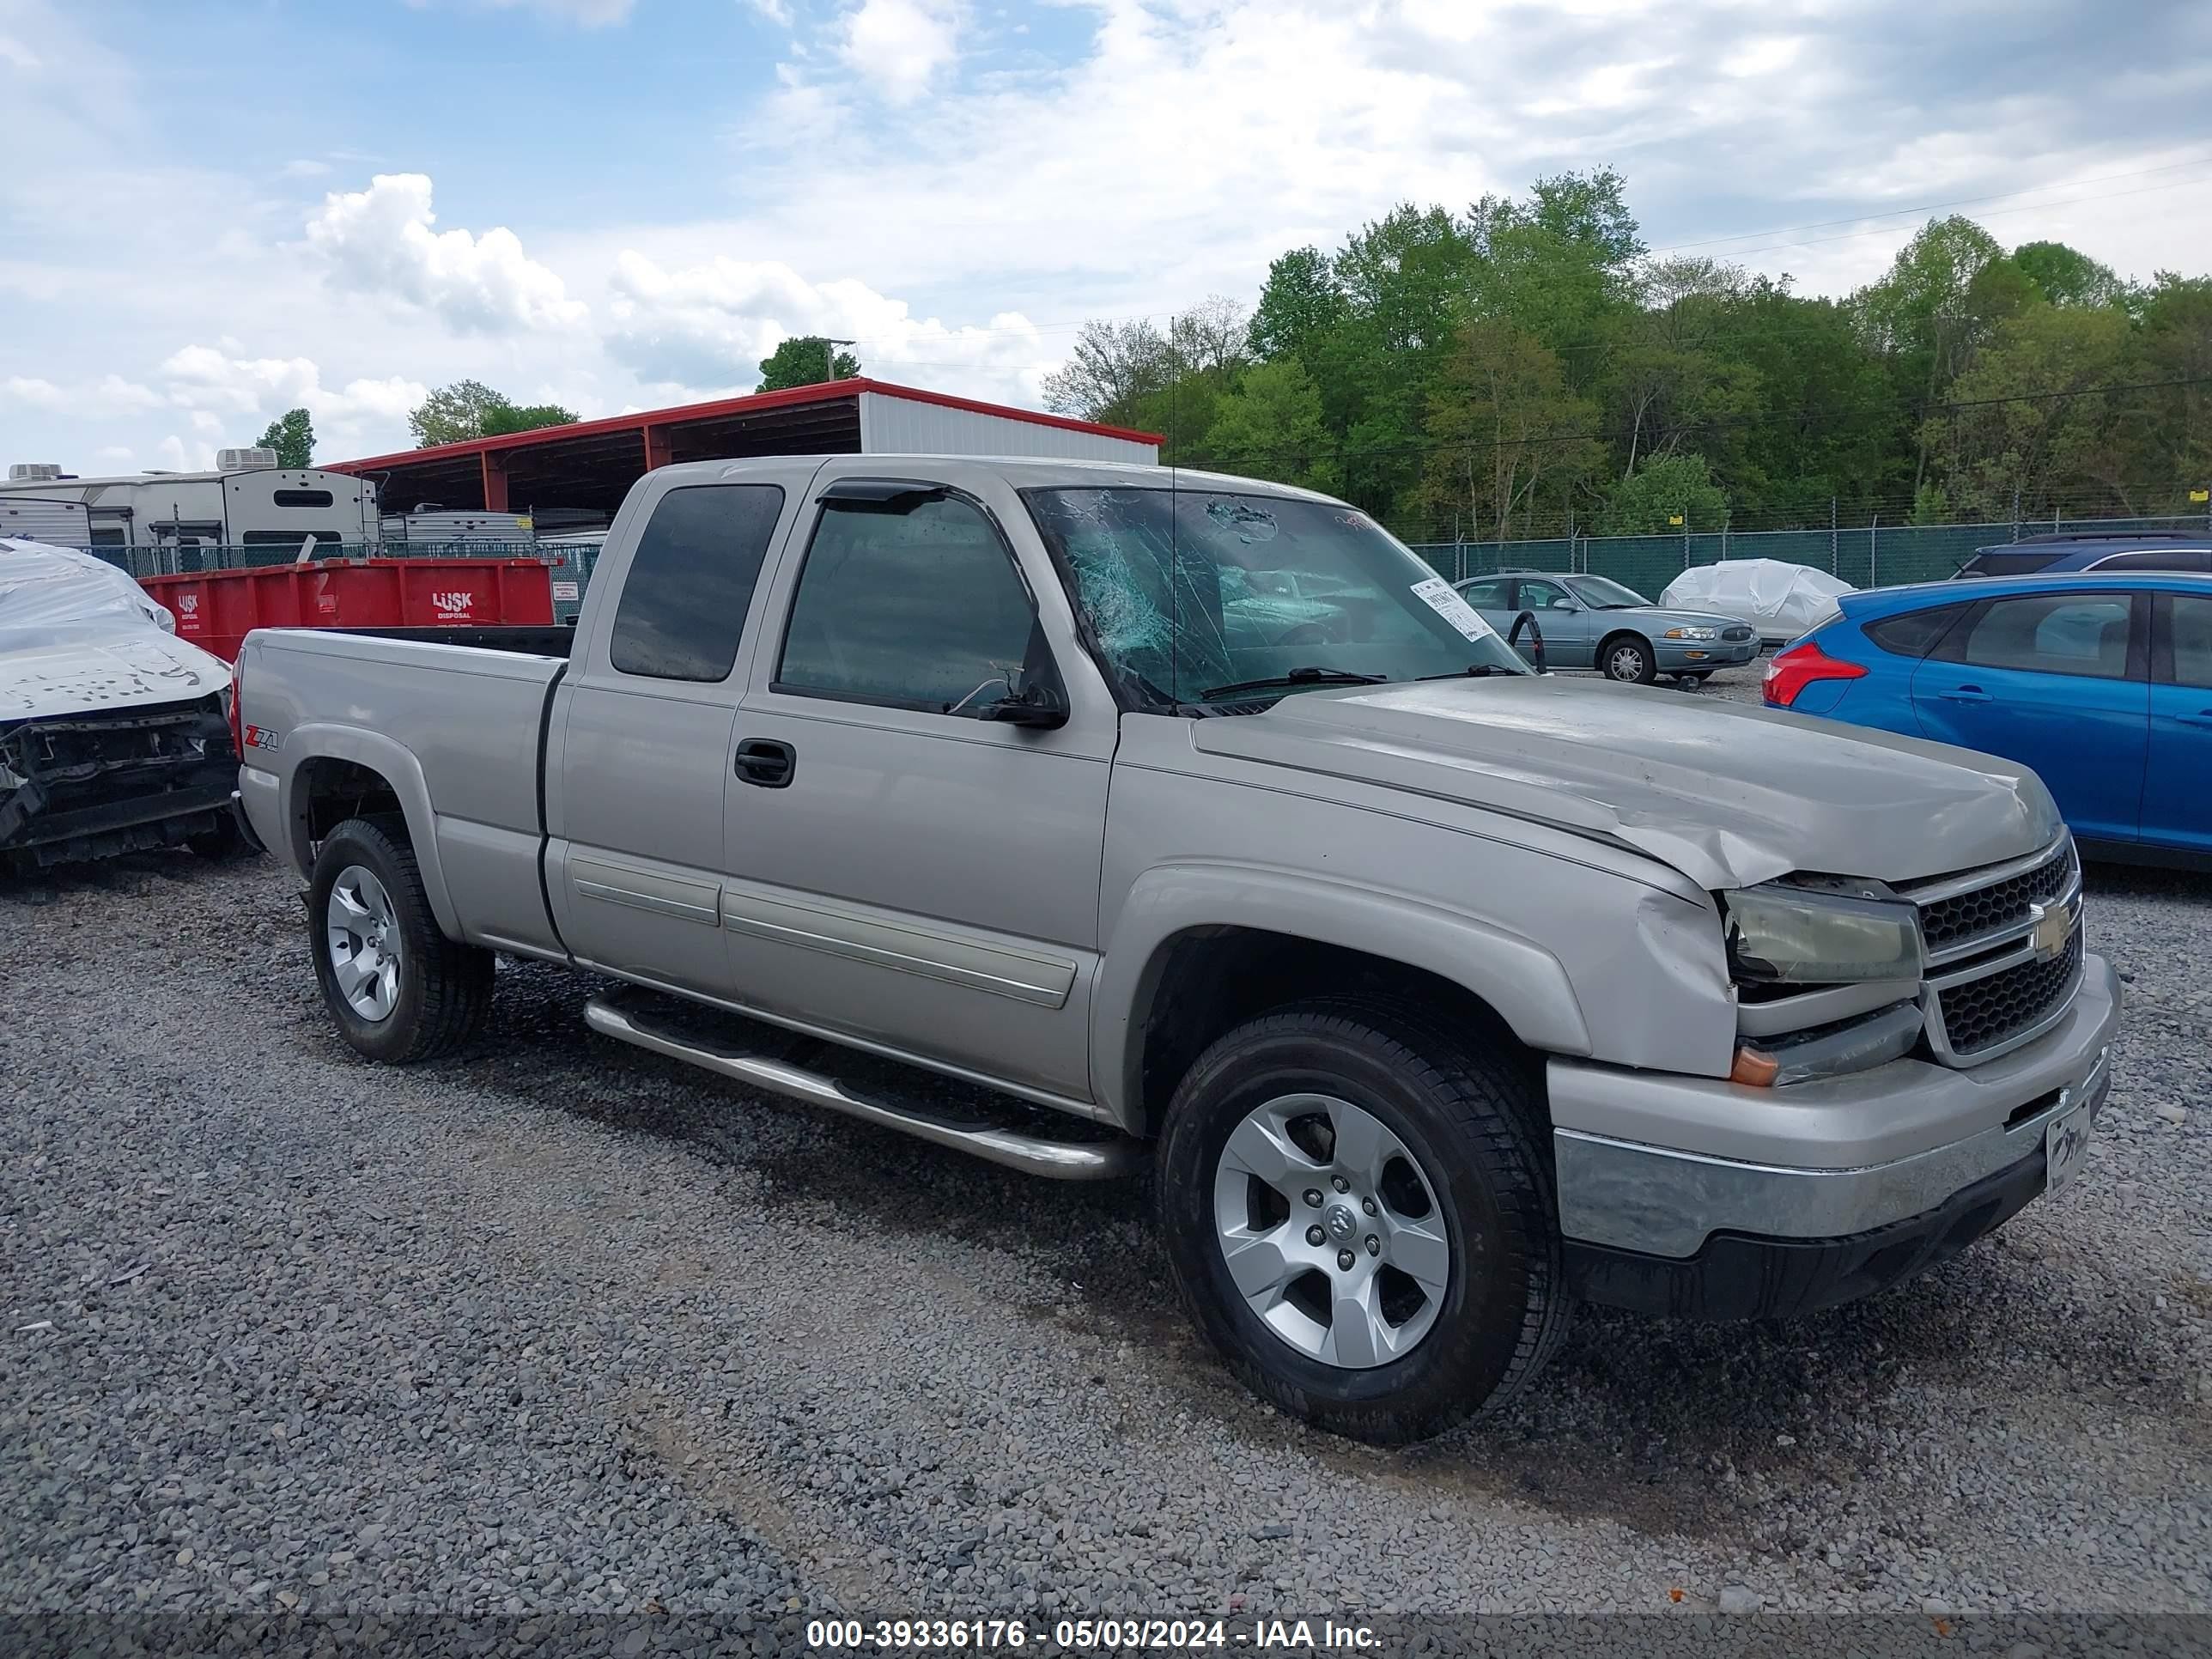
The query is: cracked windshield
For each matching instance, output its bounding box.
[1024,487,1528,707]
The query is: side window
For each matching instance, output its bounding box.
[1865,603,1969,659]
[1956,593,2134,680]
[1517,578,1569,610]
[609,483,785,682]
[2165,594,2212,690]
[1455,579,1508,607]
[776,493,1037,715]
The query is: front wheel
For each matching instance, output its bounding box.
[1157,1000,1569,1443]
[1601,634,1655,684]
[308,817,494,1063]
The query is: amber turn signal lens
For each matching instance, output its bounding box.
[1729,1045,1780,1087]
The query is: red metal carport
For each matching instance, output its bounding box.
[329,378,1163,517]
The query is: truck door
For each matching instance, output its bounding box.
[544,475,805,996]
[720,469,1114,1102]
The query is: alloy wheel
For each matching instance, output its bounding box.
[1211,1093,1451,1368]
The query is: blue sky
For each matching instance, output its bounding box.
[4,0,2209,472]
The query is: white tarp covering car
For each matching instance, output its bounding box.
[1660,558,1855,645]
[0,539,240,870]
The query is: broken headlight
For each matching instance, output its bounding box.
[1722,884,1922,985]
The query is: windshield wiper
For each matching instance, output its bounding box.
[1415,664,1516,680]
[1199,665,1388,701]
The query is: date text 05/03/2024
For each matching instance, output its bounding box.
[805,1617,1383,1650]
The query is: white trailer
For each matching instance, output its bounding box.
[0,450,378,558]
[0,495,92,545]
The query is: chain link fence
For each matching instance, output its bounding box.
[1407,514,2212,593]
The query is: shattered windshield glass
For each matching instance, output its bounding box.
[1022,488,1528,708]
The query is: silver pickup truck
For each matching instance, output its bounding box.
[234,455,2119,1443]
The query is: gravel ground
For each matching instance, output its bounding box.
[3,769,2208,1643]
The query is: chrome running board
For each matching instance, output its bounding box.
[583,994,1144,1182]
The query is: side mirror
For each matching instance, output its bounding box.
[981,623,1072,728]
[1509,609,1549,675]
[1549,598,1578,611]
[981,678,1069,729]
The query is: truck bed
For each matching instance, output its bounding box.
[235,628,567,955]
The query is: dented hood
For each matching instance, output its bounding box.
[1,540,229,721]
[0,624,231,720]
[1193,676,2059,890]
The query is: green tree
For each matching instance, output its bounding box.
[757,337,862,392]
[1200,360,1342,495]
[1923,302,2137,517]
[2013,240,2128,309]
[1468,168,1645,390]
[1854,216,2013,493]
[408,380,578,447]
[1040,317,1175,425]
[1709,277,1902,521]
[1594,453,1729,536]
[256,407,314,467]
[1247,246,1346,368]
[1603,258,1760,479]
[1422,321,1602,543]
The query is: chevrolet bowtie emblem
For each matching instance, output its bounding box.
[2027,902,2071,962]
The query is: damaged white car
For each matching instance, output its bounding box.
[0,538,241,872]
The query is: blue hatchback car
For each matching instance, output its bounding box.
[1765,573,2212,865]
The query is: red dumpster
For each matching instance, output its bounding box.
[139,557,556,662]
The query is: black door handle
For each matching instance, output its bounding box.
[734,738,795,788]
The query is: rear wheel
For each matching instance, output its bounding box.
[308,817,493,1063]
[1600,634,1655,684]
[1157,1000,1568,1443]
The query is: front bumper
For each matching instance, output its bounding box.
[1548,953,2119,1316]
[1656,640,1757,672]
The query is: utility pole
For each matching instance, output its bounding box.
[823,337,856,383]
[1829,497,1838,574]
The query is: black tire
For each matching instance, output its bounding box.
[1157,998,1569,1444]
[1598,632,1656,684]
[308,816,494,1063]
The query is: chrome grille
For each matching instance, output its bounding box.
[1916,841,2075,952]
[1909,834,2084,1066]
[1931,931,2082,1059]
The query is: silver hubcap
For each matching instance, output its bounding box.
[1607,644,1644,680]
[325,865,402,1022]
[1212,1093,1450,1369]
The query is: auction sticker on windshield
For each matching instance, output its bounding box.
[1411,576,1498,643]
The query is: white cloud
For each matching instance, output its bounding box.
[745,0,793,24]
[605,249,1045,401]
[153,346,429,440]
[305,173,588,334]
[2,373,163,416]
[837,0,963,104]
[281,158,333,179]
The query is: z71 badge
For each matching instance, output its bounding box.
[242,724,283,751]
